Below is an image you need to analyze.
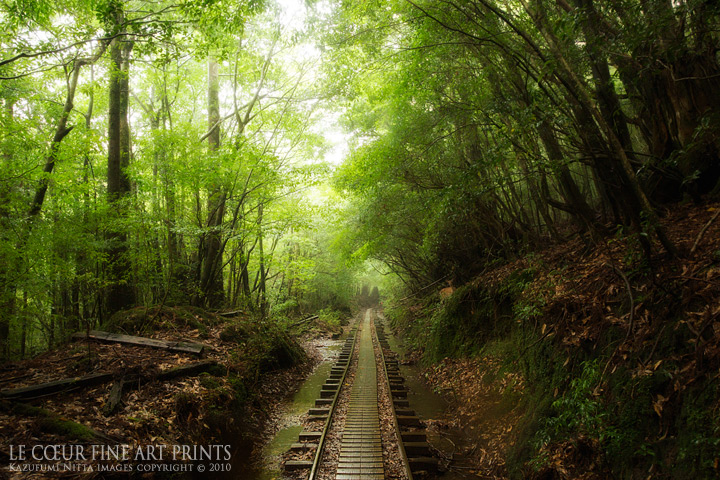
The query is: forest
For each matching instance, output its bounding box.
[1,0,720,478]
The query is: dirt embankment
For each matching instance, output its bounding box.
[392,202,720,479]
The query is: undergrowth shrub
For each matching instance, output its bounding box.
[533,360,606,453]
[317,307,342,328]
[674,381,720,478]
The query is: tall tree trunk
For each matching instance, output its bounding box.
[516,152,559,238]
[0,99,15,357]
[106,33,136,315]
[198,58,226,308]
[19,305,26,359]
[73,64,95,332]
[575,0,635,155]
[625,0,720,195]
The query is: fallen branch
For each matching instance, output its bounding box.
[294,315,319,326]
[0,373,33,385]
[690,208,720,254]
[103,361,220,415]
[610,263,635,344]
[600,263,636,383]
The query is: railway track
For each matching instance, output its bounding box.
[283,309,437,479]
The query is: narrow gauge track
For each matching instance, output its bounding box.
[284,310,435,479]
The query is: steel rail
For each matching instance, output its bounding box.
[307,323,359,480]
[373,311,414,480]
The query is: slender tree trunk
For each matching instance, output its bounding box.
[240,248,251,299]
[575,0,635,154]
[537,118,601,231]
[517,152,559,238]
[28,69,81,217]
[19,311,26,359]
[156,66,182,294]
[257,203,267,317]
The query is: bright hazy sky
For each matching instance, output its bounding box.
[276,0,350,166]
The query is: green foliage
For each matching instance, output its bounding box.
[3,1,720,474]
[226,375,249,405]
[36,416,98,442]
[316,307,341,328]
[676,382,720,477]
[4,0,53,29]
[407,282,720,479]
[198,372,221,390]
[424,284,494,361]
[389,267,718,478]
[536,360,606,447]
[0,0,361,359]
[270,299,299,320]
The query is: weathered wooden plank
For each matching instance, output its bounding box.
[73,330,204,354]
[284,460,313,471]
[401,430,427,442]
[290,442,318,451]
[408,456,439,472]
[403,442,432,456]
[396,415,421,426]
[0,372,114,400]
[298,431,322,442]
